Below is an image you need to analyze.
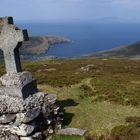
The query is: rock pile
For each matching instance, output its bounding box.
[0,17,63,140]
[0,92,63,140]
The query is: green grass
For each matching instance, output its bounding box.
[1,58,140,139]
[52,135,84,140]
[39,84,140,137]
[22,58,140,139]
[21,58,140,106]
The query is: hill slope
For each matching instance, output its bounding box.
[21,36,70,55]
[0,36,70,59]
[93,41,140,59]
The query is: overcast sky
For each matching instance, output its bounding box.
[0,0,140,23]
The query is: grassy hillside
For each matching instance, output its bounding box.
[0,58,139,140]
[93,41,140,59]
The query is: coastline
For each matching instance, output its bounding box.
[20,35,70,59]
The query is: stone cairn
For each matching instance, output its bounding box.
[0,17,63,140]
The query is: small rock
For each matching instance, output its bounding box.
[10,124,35,136]
[54,106,60,115]
[42,94,57,118]
[20,137,33,140]
[45,94,57,104]
[59,128,86,136]
[0,114,16,124]
[32,132,43,139]
[20,132,43,140]
[0,127,19,140]
[48,128,54,134]
[80,64,95,72]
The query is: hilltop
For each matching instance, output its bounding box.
[92,41,140,59]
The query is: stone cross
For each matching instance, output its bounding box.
[0,17,28,74]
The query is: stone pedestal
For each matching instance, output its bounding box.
[0,71,38,99]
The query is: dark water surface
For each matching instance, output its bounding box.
[18,22,140,57]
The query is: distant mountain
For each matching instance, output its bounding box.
[93,17,126,23]
[92,41,140,59]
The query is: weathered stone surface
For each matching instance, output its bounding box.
[42,94,57,118]
[46,94,57,104]
[0,71,33,86]
[0,125,20,140]
[20,132,43,140]
[16,107,41,123]
[0,82,37,99]
[0,132,19,140]
[0,71,38,99]
[42,104,51,118]
[0,17,37,99]
[20,137,33,140]
[0,95,23,114]
[54,106,60,115]
[24,92,45,110]
[0,114,16,124]
[10,124,35,136]
[59,128,86,136]
[0,17,28,74]
[32,132,43,139]
[48,128,54,134]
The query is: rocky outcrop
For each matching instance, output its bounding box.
[0,92,63,140]
[20,36,70,56]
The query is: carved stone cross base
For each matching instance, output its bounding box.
[0,71,38,99]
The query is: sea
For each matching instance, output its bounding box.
[18,22,140,57]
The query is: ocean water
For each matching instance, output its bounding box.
[18,22,140,57]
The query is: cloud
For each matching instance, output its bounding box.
[0,0,140,22]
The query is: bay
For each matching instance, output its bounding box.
[18,22,140,57]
